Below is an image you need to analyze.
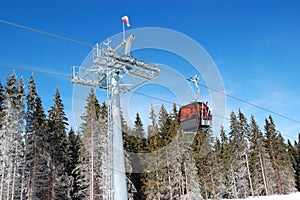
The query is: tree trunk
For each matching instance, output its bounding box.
[259,152,269,195]
[20,143,27,200]
[29,140,37,200]
[11,145,18,200]
[0,159,5,200]
[245,152,254,197]
[203,181,208,200]
[51,154,55,200]
[209,165,216,200]
[89,123,94,199]
[231,163,238,199]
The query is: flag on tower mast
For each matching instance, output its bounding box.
[122,15,130,41]
[122,15,130,27]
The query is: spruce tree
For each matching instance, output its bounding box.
[237,109,253,197]
[28,95,51,199]
[296,133,300,191]
[227,110,250,198]
[212,138,227,199]
[76,88,111,199]
[0,81,4,129]
[193,129,213,199]
[128,112,145,200]
[143,105,170,199]
[141,105,162,199]
[219,126,232,198]
[121,115,137,200]
[0,71,25,199]
[276,133,296,193]
[67,128,82,200]
[249,115,275,196]
[264,116,296,194]
[143,104,203,199]
[167,104,201,200]
[158,105,172,146]
[287,138,298,191]
[24,75,53,199]
[47,88,72,199]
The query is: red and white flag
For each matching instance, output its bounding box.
[122,15,130,27]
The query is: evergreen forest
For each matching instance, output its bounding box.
[0,71,300,200]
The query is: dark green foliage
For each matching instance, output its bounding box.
[228,110,250,198]
[24,75,52,199]
[249,115,275,196]
[217,126,232,198]
[193,129,215,199]
[67,128,82,199]
[128,113,145,200]
[47,88,69,163]
[265,116,296,194]
[287,138,298,191]
[47,88,71,199]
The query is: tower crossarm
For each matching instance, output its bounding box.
[113,34,135,55]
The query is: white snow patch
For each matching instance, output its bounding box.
[223,192,300,200]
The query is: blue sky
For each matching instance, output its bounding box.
[0,0,300,140]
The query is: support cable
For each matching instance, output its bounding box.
[0,63,298,140]
[0,19,93,47]
[0,19,298,139]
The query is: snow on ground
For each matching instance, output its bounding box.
[224,192,300,200]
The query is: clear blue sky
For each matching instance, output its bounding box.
[0,0,299,140]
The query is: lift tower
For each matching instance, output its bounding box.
[71,34,160,200]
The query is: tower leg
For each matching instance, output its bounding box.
[111,73,128,200]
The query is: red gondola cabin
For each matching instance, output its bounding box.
[178,102,212,132]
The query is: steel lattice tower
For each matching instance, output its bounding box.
[71,34,160,200]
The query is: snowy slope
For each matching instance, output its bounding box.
[225,192,300,200]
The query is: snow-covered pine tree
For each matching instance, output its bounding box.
[296,133,300,191]
[47,88,72,199]
[0,81,4,198]
[227,110,251,198]
[165,104,195,200]
[193,129,213,199]
[249,115,275,196]
[0,81,4,129]
[24,75,52,200]
[156,104,185,199]
[216,126,232,198]
[12,76,25,200]
[120,113,137,200]
[181,131,203,200]
[142,104,201,200]
[141,106,162,199]
[126,112,145,200]
[276,133,297,193]
[0,71,25,200]
[76,88,111,199]
[147,105,158,138]
[265,116,297,194]
[212,138,227,199]
[73,138,89,199]
[142,105,171,200]
[66,128,82,200]
[30,94,51,200]
[287,139,298,192]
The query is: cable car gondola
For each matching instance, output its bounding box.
[178,75,212,132]
[179,101,212,132]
